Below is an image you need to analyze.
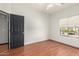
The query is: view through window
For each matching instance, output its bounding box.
[59,15,79,38]
[60,27,79,37]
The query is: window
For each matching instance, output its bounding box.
[60,27,79,37]
[59,15,79,38]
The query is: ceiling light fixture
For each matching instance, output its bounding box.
[46,3,63,10]
[46,4,54,10]
[55,3,63,6]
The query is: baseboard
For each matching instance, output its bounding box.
[24,38,79,49]
[49,39,79,49]
[0,43,8,45]
[24,39,47,45]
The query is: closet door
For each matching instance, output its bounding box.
[10,14,24,49]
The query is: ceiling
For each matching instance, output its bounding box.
[25,3,77,14]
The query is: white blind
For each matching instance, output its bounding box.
[59,15,79,27]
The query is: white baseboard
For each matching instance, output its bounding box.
[51,38,79,48]
[24,39,47,45]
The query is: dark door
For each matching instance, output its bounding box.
[10,14,24,49]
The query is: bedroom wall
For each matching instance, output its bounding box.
[0,3,10,13]
[51,4,79,47]
[10,4,50,45]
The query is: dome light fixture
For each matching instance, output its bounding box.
[46,3,63,10]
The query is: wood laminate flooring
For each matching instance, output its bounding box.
[0,44,8,53]
[1,40,79,56]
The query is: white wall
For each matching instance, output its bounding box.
[51,4,79,48]
[0,3,50,45]
[10,4,50,45]
[0,3,10,13]
[9,4,79,47]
